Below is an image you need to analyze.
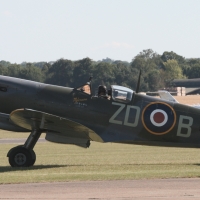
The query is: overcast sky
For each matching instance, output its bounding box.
[0,0,200,63]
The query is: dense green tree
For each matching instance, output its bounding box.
[46,59,74,86]
[114,63,131,87]
[147,69,164,91]
[187,64,200,78]
[186,58,200,66]
[0,64,8,75]
[101,57,114,64]
[7,64,21,77]
[161,51,185,64]
[1,49,199,91]
[160,51,190,78]
[162,59,185,86]
[41,63,51,75]
[184,59,200,78]
[92,62,116,91]
[0,60,11,68]
[130,49,162,91]
[19,63,44,82]
[73,58,93,87]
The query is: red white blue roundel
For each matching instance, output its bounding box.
[142,102,176,135]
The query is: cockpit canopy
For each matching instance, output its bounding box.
[75,82,134,103]
[111,85,133,103]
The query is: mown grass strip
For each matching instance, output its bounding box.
[0,141,200,184]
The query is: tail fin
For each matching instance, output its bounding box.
[158,90,179,103]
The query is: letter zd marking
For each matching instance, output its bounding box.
[109,102,125,125]
[109,102,140,127]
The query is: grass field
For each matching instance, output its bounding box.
[0,95,200,184]
[1,139,200,184]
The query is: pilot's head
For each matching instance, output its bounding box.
[98,85,107,96]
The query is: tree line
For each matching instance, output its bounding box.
[1,49,200,92]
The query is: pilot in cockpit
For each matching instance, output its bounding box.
[98,85,109,99]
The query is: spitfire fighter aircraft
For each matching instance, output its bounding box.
[0,74,200,167]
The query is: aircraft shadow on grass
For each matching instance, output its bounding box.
[192,163,200,166]
[0,164,83,172]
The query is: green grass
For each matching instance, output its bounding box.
[0,130,45,139]
[1,138,200,184]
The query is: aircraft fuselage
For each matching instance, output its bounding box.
[0,75,200,148]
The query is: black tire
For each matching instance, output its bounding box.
[8,146,34,167]
[30,149,36,166]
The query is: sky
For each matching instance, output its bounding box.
[0,0,200,63]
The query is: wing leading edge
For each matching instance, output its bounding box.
[10,109,104,148]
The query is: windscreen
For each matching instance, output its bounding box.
[111,85,133,103]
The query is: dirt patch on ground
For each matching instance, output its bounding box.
[1,179,200,199]
[174,95,200,105]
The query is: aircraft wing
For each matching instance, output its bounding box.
[9,109,103,147]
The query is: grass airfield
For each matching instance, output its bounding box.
[1,132,200,184]
[1,95,200,184]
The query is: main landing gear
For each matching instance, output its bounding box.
[7,129,42,167]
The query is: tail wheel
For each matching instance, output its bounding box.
[7,146,35,167]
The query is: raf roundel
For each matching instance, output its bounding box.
[142,102,176,135]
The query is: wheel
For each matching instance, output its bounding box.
[30,149,36,166]
[7,146,35,167]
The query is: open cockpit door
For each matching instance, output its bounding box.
[74,77,93,96]
[75,84,91,95]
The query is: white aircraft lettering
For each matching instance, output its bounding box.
[177,115,193,138]
[124,105,140,127]
[109,102,140,127]
[109,102,125,125]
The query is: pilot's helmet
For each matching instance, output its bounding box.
[98,85,107,95]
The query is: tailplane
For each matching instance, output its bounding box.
[158,90,179,103]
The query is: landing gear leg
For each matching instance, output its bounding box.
[7,129,42,167]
